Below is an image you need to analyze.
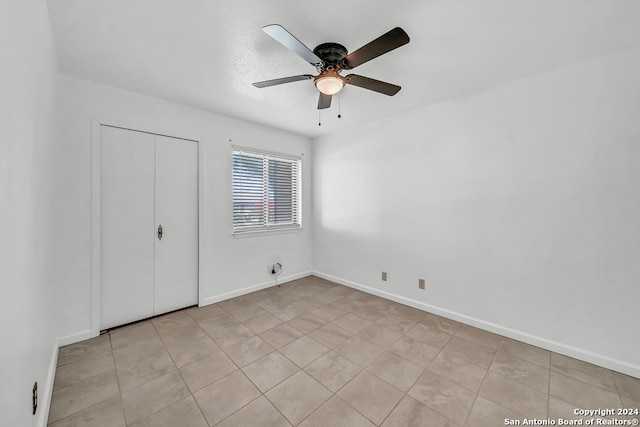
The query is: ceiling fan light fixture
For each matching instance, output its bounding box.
[315,70,345,95]
[254,25,410,110]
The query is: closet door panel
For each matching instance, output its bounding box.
[153,135,198,314]
[100,126,155,329]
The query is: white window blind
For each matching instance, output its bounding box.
[232,148,301,233]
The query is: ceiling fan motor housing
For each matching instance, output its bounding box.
[313,43,348,70]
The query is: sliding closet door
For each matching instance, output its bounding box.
[154,135,198,314]
[101,126,155,329]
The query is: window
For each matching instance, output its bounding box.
[232,147,301,233]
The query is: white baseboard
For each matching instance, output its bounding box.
[36,339,59,427]
[58,329,94,347]
[200,270,313,307]
[312,270,640,379]
[40,329,106,426]
[57,271,314,345]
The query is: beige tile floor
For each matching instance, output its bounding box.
[49,276,640,426]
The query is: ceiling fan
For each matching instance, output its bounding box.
[253,25,410,109]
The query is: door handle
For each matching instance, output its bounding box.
[158,224,163,241]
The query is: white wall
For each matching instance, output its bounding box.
[0,1,59,425]
[54,74,313,342]
[312,47,640,377]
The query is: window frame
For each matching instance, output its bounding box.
[231,146,302,235]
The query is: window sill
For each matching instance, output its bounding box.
[232,226,303,238]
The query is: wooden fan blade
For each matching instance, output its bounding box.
[345,74,401,96]
[343,27,409,69]
[263,24,324,67]
[253,75,314,88]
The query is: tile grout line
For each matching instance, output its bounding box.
[106,332,129,426]
[546,354,552,423]
[167,312,211,427]
[463,352,494,427]
[237,352,298,426]
[120,319,187,426]
[411,331,467,426]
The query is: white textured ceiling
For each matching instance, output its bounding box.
[47,0,640,137]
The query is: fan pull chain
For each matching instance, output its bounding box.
[318,110,321,126]
[338,93,342,119]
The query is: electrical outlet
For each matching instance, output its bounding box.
[381,272,387,281]
[418,278,425,289]
[269,263,282,275]
[32,382,37,415]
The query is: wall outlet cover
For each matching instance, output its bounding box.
[270,263,282,275]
